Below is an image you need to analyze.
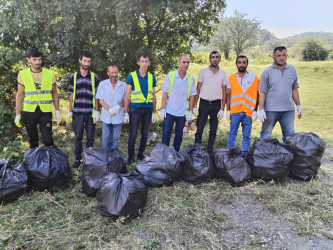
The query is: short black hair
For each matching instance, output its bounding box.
[26,48,42,58]
[273,46,287,54]
[137,53,150,61]
[236,55,248,64]
[79,51,92,60]
[210,51,221,58]
[107,63,118,71]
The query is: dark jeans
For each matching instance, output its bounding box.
[128,108,152,160]
[162,113,186,152]
[195,99,221,152]
[72,113,95,161]
[22,106,54,148]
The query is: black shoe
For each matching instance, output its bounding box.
[137,154,145,161]
[72,160,81,169]
[127,159,134,165]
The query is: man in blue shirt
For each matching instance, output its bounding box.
[66,51,100,168]
[96,64,126,149]
[124,54,157,165]
[160,54,196,152]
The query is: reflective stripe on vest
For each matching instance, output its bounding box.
[130,71,153,103]
[229,73,259,117]
[168,70,193,111]
[73,72,96,117]
[21,68,53,112]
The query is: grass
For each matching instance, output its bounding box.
[1,59,333,249]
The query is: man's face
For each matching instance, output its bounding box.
[79,56,92,70]
[210,53,221,67]
[107,66,118,81]
[236,58,248,73]
[27,56,42,70]
[178,55,190,73]
[273,49,288,67]
[137,56,150,70]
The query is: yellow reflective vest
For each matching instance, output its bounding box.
[21,68,53,112]
[130,71,153,104]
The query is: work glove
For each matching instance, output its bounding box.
[258,109,266,123]
[226,111,230,122]
[66,112,73,124]
[93,111,100,124]
[296,105,302,119]
[56,110,62,125]
[109,105,120,116]
[124,113,129,124]
[252,111,258,121]
[160,109,166,121]
[217,109,224,121]
[15,114,22,128]
[193,107,199,118]
[186,111,193,122]
[151,113,156,123]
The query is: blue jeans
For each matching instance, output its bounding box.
[227,112,252,156]
[260,110,295,142]
[128,108,152,160]
[162,113,186,152]
[102,122,122,149]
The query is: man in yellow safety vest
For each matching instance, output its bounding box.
[15,48,62,148]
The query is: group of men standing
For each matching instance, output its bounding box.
[15,46,302,168]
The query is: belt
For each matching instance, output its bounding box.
[200,98,221,104]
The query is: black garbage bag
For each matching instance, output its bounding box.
[214,147,251,183]
[246,138,293,181]
[135,143,185,187]
[0,159,28,202]
[285,132,326,180]
[180,144,215,184]
[23,146,72,191]
[82,148,127,196]
[96,171,148,218]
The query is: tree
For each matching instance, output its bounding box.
[210,20,232,59]
[211,11,261,58]
[300,38,329,61]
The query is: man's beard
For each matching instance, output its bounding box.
[238,67,246,73]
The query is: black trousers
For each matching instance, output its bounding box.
[22,106,54,148]
[194,99,221,152]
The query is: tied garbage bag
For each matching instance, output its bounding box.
[82,148,127,196]
[23,146,71,190]
[214,147,251,184]
[135,143,185,187]
[180,144,215,184]
[96,171,148,218]
[246,138,293,181]
[0,159,28,202]
[285,132,326,180]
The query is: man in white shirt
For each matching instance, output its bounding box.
[160,54,197,152]
[194,51,228,153]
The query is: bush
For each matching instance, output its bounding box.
[300,38,329,61]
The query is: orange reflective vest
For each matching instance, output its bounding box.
[229,73,259,117]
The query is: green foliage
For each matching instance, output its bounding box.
[299,38,329,61]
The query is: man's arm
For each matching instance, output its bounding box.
[124,84,132,113]
[226,88,231,111]
[189,95,195,112]
[15,84,25,115]
[194,82,202,108]
[258,92,266,110]
[292,88,300,105]
[95,98,99,111]
[52,83,60,110]
[68,92,73,112]
[99,99,111,110]
[161,91,168,109]
[152,87,157,113]
[221,85,227,110]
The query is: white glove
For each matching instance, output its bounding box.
[151,113,156,123]
[186,111,193,121]
[252,111,258,121]
[217,109,224,121]
[193,107,199,118]
[93,111,100,123]
[226,111,230,122]
[109,105,120,116]
[15,114,22,128]
[66,112,73,124]
[296,105,302,118]
[160,109,166,121]
[124,113,129,124]
[258,109,266,122]
[56,110,62,125]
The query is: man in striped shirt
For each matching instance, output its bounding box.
[67,51,100,168]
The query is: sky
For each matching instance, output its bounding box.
[224,0,333,38]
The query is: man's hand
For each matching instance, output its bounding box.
[56,110,62,125]
[186,111,193,121]
[252,111,258,121]
[124,113,129,124]
[296,105,302,119]
[193,107,199,118]
[93,111,100,124]
[66,112,73,124]
[15,114,22,128]
[217,109,224,121]
[151,113,156,123]
[225,111,230,122]
[160,109,166,121]
[258,109,266,122]
[109,105,120,116]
